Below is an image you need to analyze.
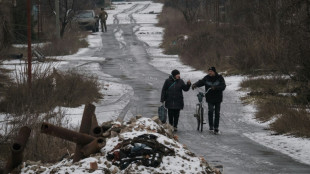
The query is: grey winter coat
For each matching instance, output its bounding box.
[161,75,191,110]
[193,73,226,103]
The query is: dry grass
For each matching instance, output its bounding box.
[240,77,310,137]
[0,110,76,166]
[23,111,76,162]
[0,68,11,88]
[158,7,189,55]
[159,2,310,138]
[158,4,298,74]
[35,17,89,56]
[255,98,291,122]
[158,6,236,72]
[53,70,103,107]
[0,64,102,165]
[240,77,292,94]
[0,65,102,115]
[271,109,310,138]
[41,30,88,56]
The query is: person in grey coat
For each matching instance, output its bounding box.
[192,67,226,134]
[161,69,191,131]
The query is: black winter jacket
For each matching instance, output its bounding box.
[193,74,226,103]
[161,75,191,109]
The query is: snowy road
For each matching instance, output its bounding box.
[57,1,310,173]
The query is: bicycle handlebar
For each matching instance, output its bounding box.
[196,88,211,103]
[194,88,211,95]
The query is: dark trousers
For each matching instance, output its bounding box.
[168,109,180,128]
[101,20,107,32]
[208,102,221,130]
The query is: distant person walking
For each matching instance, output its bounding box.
[99,8,108,32]
[161,70,191,131]
[192,67,226,134]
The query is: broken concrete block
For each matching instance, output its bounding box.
[102,131,111,138]
[120,127,131,133]
[112,167,118,174]
[151,116,161,124]
[129,117,136,124]
[110,131,118,138]
[164,140,171,145]
[136,115,142,119]
[101,121,113,132]
[116,118,123,123]
[90,161,98,170]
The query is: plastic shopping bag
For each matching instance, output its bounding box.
[158,105,167,123]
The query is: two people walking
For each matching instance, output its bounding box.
[161,67,226,133]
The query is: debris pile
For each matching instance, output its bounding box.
[3,104,221,173]
[20,114,221,173]
[107,134,175,169]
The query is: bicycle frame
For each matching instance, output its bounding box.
[196,102,204,132]
[195,88,210,132]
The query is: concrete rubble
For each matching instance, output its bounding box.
[19,114,222,174]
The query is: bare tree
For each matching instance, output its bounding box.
[47,0,96,38]
[0,1,13,56]
[169,0,202,24]
[48,0,75,38]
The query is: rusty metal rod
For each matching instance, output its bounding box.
[90,114,103,137]
[73,103,96,162]
[41,122,95,145]
[79,103,96,134]
[4,126,31,174]
[80,138,106,157]
[91,126,103,137]
[91,114,99,128]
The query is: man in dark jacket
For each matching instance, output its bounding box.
[161,69,191,131]
[192,67,226,134]
[99,8,108,32]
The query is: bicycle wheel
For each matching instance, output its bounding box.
[200,107,204,132]
[196,104,200,131]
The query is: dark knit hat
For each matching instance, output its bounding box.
[208,66,216,73]
[171,69,180,77]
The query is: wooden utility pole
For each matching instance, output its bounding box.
[37,0,41,40]
[55,0,60,39]
[27,0,32,87]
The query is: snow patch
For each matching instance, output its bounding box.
[244,132,310,165]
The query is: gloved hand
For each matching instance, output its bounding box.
[192,84,196,90]
[187,80,191,85]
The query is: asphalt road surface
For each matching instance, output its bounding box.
[66,2,310,173]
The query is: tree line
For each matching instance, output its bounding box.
[161,0,310,103]
[0,0,106,50]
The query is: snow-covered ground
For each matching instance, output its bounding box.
[21,118,215,174]
[0,25,134,134]
[1,0,310,172]
[122,0,310,167]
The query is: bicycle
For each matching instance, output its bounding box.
[194,88,211,132]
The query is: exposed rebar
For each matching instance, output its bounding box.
[73,103,96,162]
[41,122,95,145]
